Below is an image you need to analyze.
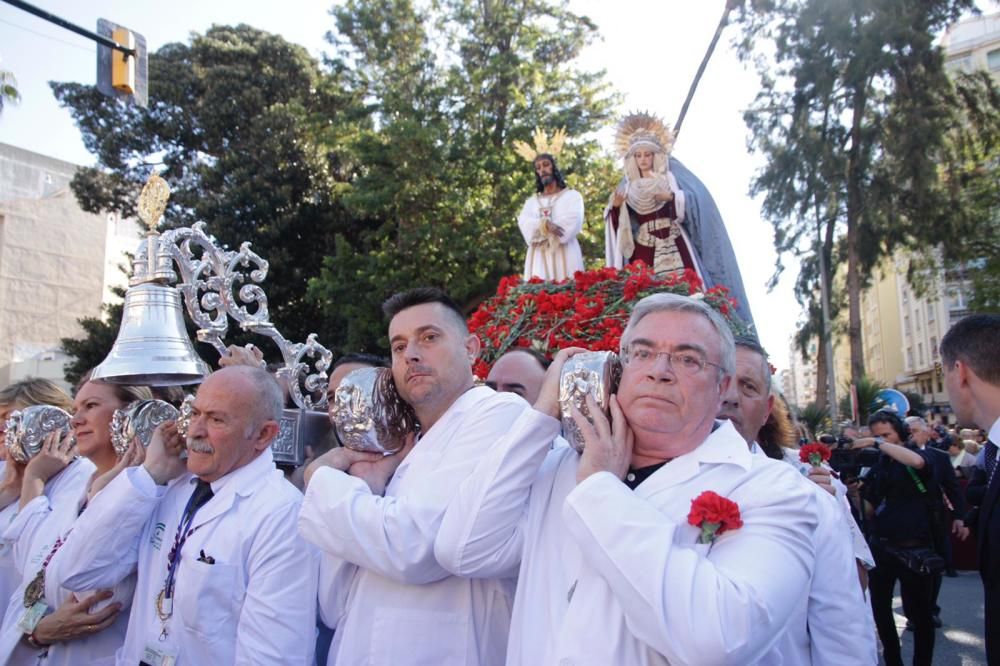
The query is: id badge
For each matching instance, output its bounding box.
[16,601,48,633]
[141,642,179,666]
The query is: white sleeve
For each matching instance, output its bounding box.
[298,399,528,585]
[667,171,685,222]
[806,492,878,664]
[516,197,537,245]
[562,469,816,665]
[434,409,560,578]
[552,191,584,245]
[58,467,164,592]
[1,495,51,576]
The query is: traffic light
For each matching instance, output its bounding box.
[111,27,135,94]
[96,19,147,107]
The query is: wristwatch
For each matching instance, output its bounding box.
[872,437,883,451]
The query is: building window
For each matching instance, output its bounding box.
[937,377,943,393]
[947,55,973,73]
[918,342,924,366]
[905,315,911,336]
[931,336,938,359]
[989,48,1000,71]
[907,347,913,369]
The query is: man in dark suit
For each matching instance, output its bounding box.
[941,314,1000,664]
[907,416,969,623]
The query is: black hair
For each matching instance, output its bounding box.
[940,313,1000,384]
[533,153,568,193]
[498,347,552,370]
[868,410,910,443]
[333,352,388,370]
[382,287,468,332]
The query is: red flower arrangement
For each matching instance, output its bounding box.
[687,490,743,544]
[467,262,746,378]
[798,443,832,468]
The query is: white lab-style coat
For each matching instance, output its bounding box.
[436,411,820,666]
[0,458,110,665]
[516,189,585,282]
[752,444,877,664]
[298,386,528,666]
[0,491,24,625]
[55,449,317,665]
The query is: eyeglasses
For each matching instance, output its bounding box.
[622,344,723,376]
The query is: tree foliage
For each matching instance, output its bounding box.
[0,69,20,115]
[54,4,617,374]
[310,0,617,351]
[735,0,977,386]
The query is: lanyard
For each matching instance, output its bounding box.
[156,484,210,629]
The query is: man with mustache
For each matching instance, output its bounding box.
[516,152,584,282]
[436,293,822,664]
[298,287,530,665]
[51,365,317,665]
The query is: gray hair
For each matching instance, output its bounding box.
[905,416,928,431]
[211,366,284,430]
[620,293,735,378]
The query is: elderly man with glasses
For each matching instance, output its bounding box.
[435,293,822,665]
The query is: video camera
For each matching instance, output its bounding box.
[820,434,880,484]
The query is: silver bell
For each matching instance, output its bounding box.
[91,283,210,386]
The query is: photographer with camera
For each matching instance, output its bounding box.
[855,411,946,666]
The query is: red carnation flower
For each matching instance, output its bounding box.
[687,491,743,544]
[799,443,832,467]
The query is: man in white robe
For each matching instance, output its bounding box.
[299,287,529,666]
[516,154,584,282]
[436,293,821,665]
[53,367,317,665]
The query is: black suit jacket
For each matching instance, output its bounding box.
[965,463,1000,664]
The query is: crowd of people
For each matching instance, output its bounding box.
[0,284,996,666]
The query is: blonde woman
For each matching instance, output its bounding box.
[0,377,151,665]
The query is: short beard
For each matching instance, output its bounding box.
[539,174,555,186]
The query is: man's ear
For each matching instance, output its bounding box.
[465,334,481,364]
[255,420,280,452]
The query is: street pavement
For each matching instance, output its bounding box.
[888,571,986,665]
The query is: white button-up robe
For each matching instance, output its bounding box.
[299,387,528,666]
[54,450,317,665]
[0,458,126,666]
[436,411,821,665]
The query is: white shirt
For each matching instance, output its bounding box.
[298,387,528,666]
[0,458,105,665]
[436,412,820,665]
[756,445,877,664]
[55,449,317,665]
[516,189,584,282]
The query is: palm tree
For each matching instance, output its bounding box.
[1,69,21,116]
[839,375,888,425]
[796,402,831,441]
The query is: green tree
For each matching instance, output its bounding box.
[309,0,618,351]
[0,68,19,115]
[52,25,366,372]
[736,0,975,385]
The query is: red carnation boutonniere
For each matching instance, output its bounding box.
[687,491,743,545]
[799,443,832,468]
